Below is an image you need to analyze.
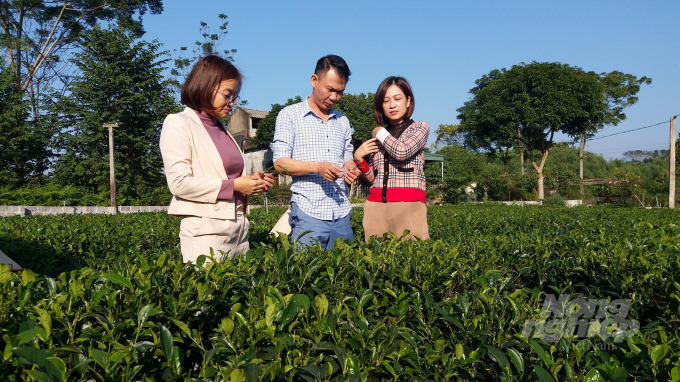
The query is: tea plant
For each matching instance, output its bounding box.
[1,205,679,381]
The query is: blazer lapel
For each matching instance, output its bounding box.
[184,108,228,179]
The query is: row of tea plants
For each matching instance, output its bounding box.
[0,205,679,381]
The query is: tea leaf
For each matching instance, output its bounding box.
[533,365,556,382]
[137,304,153,328]
[221,318,235,334]
[171,319,192,339]
[14,347,63,382]
[265,304,279,327]
[160,325,174,361]
[279,299,299,327]
[584,368,605,382]
[486,345,509,369]
[230,368,246,382]
[102,273,132,289]
[315,294,329,317]
[530,340,553,366]
[21,269,35,285]
[0,264,11,283]
[34,306,51,339]
[650,344,666,363]
[507,348,524,373]
[245,363,260,382]
[671,366,680,382]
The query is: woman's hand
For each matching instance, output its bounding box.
[372,126,385,138]
[255,171,276,190]
[343,162,361,185]
[354,138,379,161]
[234,173,267,195]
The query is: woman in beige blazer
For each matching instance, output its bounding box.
[160,55,274,263]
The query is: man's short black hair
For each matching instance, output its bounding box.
[315,55,351,82]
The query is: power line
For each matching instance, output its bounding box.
[590,113,680,141]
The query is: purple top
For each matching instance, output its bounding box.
[194,110,246,206]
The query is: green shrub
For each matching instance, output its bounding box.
[542,192,567,206]
[0,206,679,381]
[0,184,110,206]
[0,184,173,206]
[249,183,292,206]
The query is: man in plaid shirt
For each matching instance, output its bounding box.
[271,55,360,249]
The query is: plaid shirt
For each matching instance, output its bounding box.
[271,99,354,220]
[361,121,430,191]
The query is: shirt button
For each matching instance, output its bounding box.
[213,205,220,211]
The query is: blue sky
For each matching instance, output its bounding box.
[141,0,679,160]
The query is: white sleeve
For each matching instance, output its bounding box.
[375,128,390,144]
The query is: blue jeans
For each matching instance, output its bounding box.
[289,202,353,250]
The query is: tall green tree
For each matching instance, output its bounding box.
[432,123,462,150]
[0,59,47,186]
[333,92,375,149]
[50,25,178,204]
[0,0,163,118]
[251,96,302,148]
[577,71,651,190]
[170,14,238,101]
[457,62,606,199]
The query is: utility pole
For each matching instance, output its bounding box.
[104,123,119,212]
[579,134,586,198]
[670,116,676,208]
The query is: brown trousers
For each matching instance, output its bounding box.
[363,201,429,243]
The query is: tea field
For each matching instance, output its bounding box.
[1,205,679,381]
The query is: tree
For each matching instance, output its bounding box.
[457,62,606,199]
[333,92,375,149]
[50,26,178,204]
[251,96,302,148]
[432,123,463,150]
[170,14,237,100]
[0,0,163,118]
[623,149,668,164]
[577,71,651,194]
[0,59,47,186]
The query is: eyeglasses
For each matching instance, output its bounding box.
[215,88,240,105]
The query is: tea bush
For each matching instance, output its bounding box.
[1,205,679,381]
[542,193,567,207]
[249,185,293,206]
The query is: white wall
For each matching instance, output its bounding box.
[242,149,293,184]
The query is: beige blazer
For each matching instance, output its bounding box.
[160,107,247,220]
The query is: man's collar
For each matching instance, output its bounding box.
[303,97,338,119]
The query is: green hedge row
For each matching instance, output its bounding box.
[0,205,679,381]
[0,184,174,207]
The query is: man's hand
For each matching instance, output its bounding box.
[343,162,360,185]
[372,126,385,138]
[316,162,342,182]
